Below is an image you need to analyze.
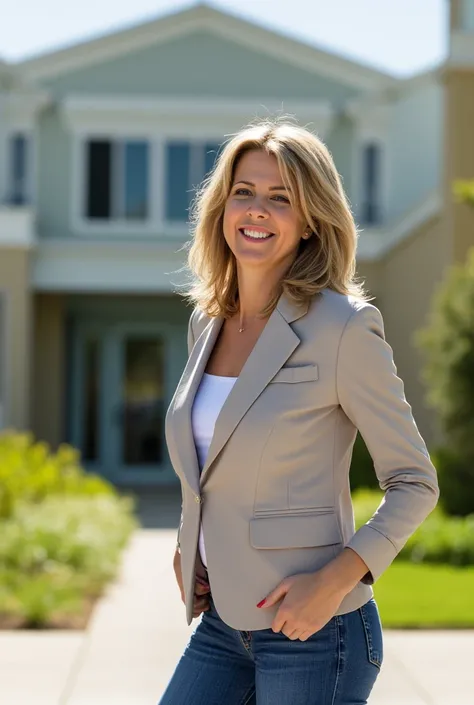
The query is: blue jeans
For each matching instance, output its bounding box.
[159,596,383,704]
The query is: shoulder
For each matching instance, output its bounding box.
[189,306,212,338]
[307,288,382,328]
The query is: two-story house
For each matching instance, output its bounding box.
[0,1,473,486]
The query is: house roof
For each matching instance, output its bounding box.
[15,2,398,92]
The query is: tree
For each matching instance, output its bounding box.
[415,179,474,515]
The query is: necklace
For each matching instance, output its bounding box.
[239,327,245,333]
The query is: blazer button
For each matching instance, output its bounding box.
[194,495,202,504]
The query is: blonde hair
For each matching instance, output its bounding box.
[180,117,370,318]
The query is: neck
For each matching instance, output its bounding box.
[235,267,282,324]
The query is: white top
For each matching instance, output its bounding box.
[191,372,237,568]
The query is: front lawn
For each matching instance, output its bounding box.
[374,562,474,628]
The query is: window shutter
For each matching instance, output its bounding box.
[86,140,111,219]
[8,134,29,205]
[166,142,191,222]
[124,141,149,220]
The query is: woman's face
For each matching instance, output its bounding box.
[223,149,308,273]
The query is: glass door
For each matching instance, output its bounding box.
[70,321,181,485]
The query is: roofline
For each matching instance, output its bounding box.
[358,190,442,262]
[15,2,398,92]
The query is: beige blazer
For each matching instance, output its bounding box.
[165,288,439,629]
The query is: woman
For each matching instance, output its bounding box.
[160,119,439,704]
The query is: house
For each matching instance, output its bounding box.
[0,1,472,486]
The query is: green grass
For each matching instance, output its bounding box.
[375,562,474,628]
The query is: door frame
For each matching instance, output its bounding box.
[69,319,183,486]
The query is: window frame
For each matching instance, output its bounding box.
[75,134,154,234]
[72,132,223,237]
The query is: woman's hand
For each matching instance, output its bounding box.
[173,548,211,618]
[257,548,369,641]
[257,571,346,641]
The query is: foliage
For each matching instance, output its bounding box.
[415,248,474,515]
[453,179,474,208]
[429,446,474,518]
[349,433,378,490]
[0,495,138,627]
[0,431,115,519]
[352,489,474,566]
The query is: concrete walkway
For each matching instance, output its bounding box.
[0,529,473,705]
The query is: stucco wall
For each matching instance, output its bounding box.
[375,216,449,448]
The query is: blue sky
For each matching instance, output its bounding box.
[1,0,448,77]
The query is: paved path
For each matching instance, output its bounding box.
[0,529,473,705]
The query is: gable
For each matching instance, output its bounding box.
[40,31,360,103]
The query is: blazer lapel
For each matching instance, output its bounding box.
[199,292,310,485]
[170,315,224,494]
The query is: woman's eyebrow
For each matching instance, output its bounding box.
[233,180,290,191]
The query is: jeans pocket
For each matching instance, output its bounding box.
[359,599,384,670]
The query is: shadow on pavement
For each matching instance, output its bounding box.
[118,485,182,529]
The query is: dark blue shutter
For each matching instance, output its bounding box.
[166,142,191,222]
[124,141,149,220]
[86,140,111,219]
[362,143,380,225]
[9,134,28,205]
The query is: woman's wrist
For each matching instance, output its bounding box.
[318,547,370,596]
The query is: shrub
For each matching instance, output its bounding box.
[349,433,378,490]
[352,488,474,567]
[416,248,474,515]
[0,431,115,519]
[0,495,138,627]
[430,446,474,517]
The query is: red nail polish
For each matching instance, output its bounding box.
[257,599,266,608]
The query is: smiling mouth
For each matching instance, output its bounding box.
[239,228,275,241]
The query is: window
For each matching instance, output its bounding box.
[165,141,221,222]
[361,143,382,225]
[7,133,29,205]
[462,0,474,31]
[84,139,149,220]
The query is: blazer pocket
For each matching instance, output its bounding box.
[269,364,319,384]
[249,510,340,549]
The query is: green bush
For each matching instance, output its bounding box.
[352,488,474,567]
[416,247,474,515]
[349,434,378,490]
[0,495,138,627]
[430,446,474,517]
[0,431,115,519]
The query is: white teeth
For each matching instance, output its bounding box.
[242,229,272,239]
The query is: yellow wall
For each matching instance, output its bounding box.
[358,216,449,448]
[444,70,474,264]
[0,248,32,430]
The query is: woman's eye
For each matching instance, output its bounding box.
[234,189,289,203]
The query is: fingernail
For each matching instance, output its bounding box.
[256,599,266,608]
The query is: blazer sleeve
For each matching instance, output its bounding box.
[337,304,440,584]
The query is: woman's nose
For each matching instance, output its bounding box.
[246,199,269,219]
